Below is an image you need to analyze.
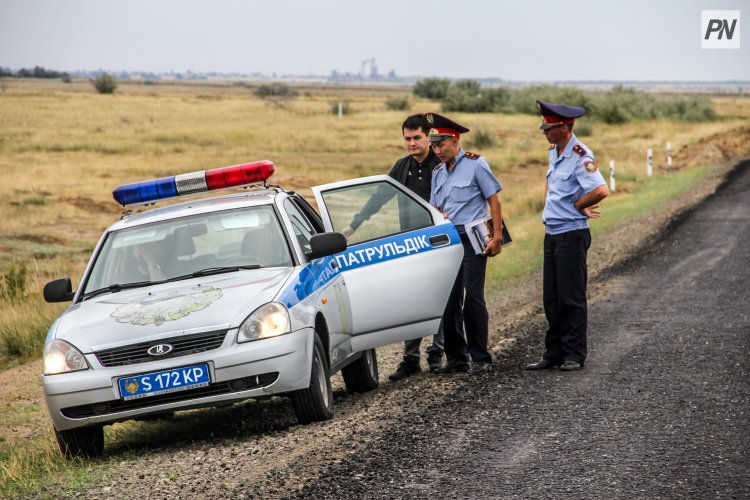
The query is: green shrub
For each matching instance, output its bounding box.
[442,80,509,113]
[385,95,410,111]
[466,128,497,149]
[92,73,117,94]
[1,262,27,301]
[573,119,594,137]
[413,78,451,100]
[254,83,298,98]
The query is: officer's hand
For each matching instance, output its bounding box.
[483,238,503,257]
[581,205,601,219]
[341,225,355,238]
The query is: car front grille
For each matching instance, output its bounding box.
[94,329,228,367]
[61,372,279,419]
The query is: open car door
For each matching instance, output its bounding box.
[311,175,463,351]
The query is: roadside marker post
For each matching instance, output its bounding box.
[667,142,673,168]
[647,148,653,177]
[338,101,343,118]
[609,160,616,192]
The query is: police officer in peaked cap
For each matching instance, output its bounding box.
[428,112,504,375]
[527,101,609,372]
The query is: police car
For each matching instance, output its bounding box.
[42,161,462,457]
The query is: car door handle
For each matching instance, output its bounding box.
[428,234,450,247]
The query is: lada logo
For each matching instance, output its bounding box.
[147,344,174,356]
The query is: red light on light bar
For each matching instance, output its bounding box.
[205,161,275,190]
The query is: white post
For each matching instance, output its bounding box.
[609,160,616,192]
[338,101,343,118]
[647,148,653,177]
[667,142,673,168]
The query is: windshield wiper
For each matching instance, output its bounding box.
[190,265,261,277]
[163,265,262,282]
[82,280,156,300]
[82,266,261,300]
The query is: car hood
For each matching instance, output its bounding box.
[53,268,294,352]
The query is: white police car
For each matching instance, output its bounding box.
[42,161,462,457]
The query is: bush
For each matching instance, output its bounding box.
[1,262,27,301]
[92,73,117,94]
[413,78,451,100]
[254,82,298,98]
[385,95,410,111]
[442,80,509,113]
[466,128,497,150]
[573,119,594,137]
[503,85,716,124]
[449,80,509,113]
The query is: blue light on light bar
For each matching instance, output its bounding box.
[113,176,178,206]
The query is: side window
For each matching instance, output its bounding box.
[320,181,433,245]
[283,198,315,255]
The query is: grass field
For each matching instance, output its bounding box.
[0,77,749,497]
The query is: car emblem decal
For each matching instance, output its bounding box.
[123,378,139,394]
[111,286,223,326]
[147,344,174,356]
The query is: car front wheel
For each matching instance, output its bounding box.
[289,332,334,424]
[55,425,104,458]
[342,348,379,393]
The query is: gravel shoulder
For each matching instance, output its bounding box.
[26,127,750,499]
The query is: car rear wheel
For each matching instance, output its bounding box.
[290,333,334,424]
[55,425,104,458]
[342,348,379,393]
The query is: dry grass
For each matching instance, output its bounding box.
[0,78,749,496]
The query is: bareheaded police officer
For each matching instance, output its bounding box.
[527,101,609,372]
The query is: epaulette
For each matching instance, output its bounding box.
[434,162,444,171]
[463,151,481,160]
[572,144,587,157]
[548,145,555,151]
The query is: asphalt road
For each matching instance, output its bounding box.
[295,160,750,499]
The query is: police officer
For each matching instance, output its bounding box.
[341,114,446,380]
[428,112,504,375]
[527,101,609,372]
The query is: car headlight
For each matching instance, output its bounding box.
[237,302,291,343]
[44,339,89,375]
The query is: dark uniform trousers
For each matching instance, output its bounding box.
[543,228,591,365]
[443,233,491,364]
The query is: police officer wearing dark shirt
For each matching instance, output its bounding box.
[527,101,609,372]
[342,114,445,380]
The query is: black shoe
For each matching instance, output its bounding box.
[427,352,443,373]
[526,359,561,371]
[560,360,583,371]
[468,360,494,375]
[388,361,421,381]
[434,361,470,374]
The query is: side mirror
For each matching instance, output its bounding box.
[307,232,347,260]
[43,278,75,303]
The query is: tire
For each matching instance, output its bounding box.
[54,425,104,458]
[342,348,379,393]
[290,333,334,424]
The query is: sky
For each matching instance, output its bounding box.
[0,0,747,81]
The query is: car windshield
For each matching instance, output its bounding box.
[82,205,293,294]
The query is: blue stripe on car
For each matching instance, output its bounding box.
[278,224,460,309]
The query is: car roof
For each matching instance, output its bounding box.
[109,189,283,231]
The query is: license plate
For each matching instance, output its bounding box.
[118,364,210,401]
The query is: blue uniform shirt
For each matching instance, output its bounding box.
[542,135,606,235]
[430,149,502,227]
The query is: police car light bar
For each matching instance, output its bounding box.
[112,160,275,207]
